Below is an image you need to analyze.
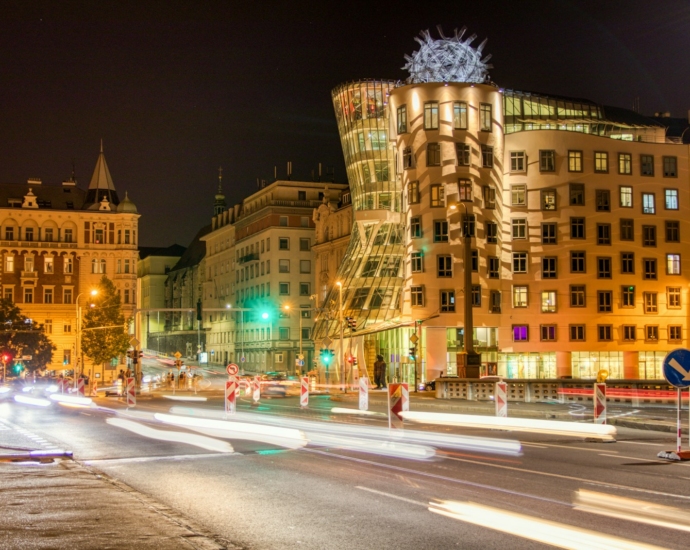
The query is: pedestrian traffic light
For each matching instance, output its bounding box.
[409,347,417,361]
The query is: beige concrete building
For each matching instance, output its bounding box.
[0,144,139,381]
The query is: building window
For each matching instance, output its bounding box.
[541,325,557,341]
[490,290,501,313]
[665,189,679,210]
[351,288,368,308]
[402,147,414,169]
[598,325,613,341]
[570,251,585,273]
[440,290,455,312]
[665,221,680,243]
[595,189,610,212]
[406,181,420,205]
[411,285,424,306]
[488,257,500,279]
[453,101,468,129]
[44,256,54,274]
[24,287,33,304]
[481,145,494,168]
[645,325,659,342]
[643,292,658,314]
[569,183,584,206]
[643,258,657,280]
[596,224,611,245]
[43,288,53,304]
[568,150,583,172]
[541,189,556,211]
[597,257,611,279]
[642,193,655,214]
[91,259,106,274]
[279,282,290,295]
[640,154,654,176]
[483,186,496,209]
[426,143,441,166]
[512,252,527,273]
[433,220,448,242]
[621,285,635,307]
[278,259,290,273]
[44,319,52,334]
[642,225,656,246]
[510,151,526,172]
[570,217,585,239]
[621,252,635,274]
[456,143,470,166]
[667,254,681,275]
[63,288,72,304]
[437,255,452,277]
[279,238,289,250]
[663,156,678,177]
[618,153,632,175]
[25,227,34,241]
[471,285,481,307]
[620,219,634,241]
[397,105,407,134]
[486,222,498,244]
[542,257,557,279]
[300,260,311,274]
[511,185,526,206]
[594,151,608,173]
[459,179,473,202]
[542,223,557,244]
[411,252,423,273]
[410,217,422,239]
[424,102,439,130]
[570,285,585,307]
[570,325,586,341]
[462,214,475,237]
[620,186,632,208]
[669,325,682,342]
[123,289,130,304]
[430,184,445,207]
[513,286,528,308]
[540,150,555,172]
[668,287,681,309]
[479,103,492,131]
[622,325,636,341]
[299,283,310,296]
[64,229,73,243]
[124,259,130,274]
[541,291,556,313]
[512,325,528,342]
[278,327,289,341]
[5,227,14,240]
[44,228,53,242]
[512,218,527,240]
[24,256,34,272]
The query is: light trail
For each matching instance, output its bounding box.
[14,395,51,407]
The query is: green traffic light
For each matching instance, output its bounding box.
[261,312,269,320]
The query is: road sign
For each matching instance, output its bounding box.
[240,355,246,363]
[594,383,606,424]
[21,355,32,360]
[495,381,507,418]
[129,337,140,348]
[300,376,309,408]
[126,377,136,407]
[226,363,239,376]
[174,351,182,359]
[297,354,304,360]
[662,349,690,388]
[409,334,419,345]
[321,337,332,348]
[296,359,304,367]
[225,377,237,415]
[388,383,408,429]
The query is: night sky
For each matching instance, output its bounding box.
[2,0,690,247]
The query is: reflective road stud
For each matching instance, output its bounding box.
[252,376,261,404]
[388,383,408,429]
[359,376,368,411]
[126,377,136,407]
[593,383,606,424]
[300,376,309,408]
[77,378,85,397]
[225,376,237,415]
[495,381,508,417]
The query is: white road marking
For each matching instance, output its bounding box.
[522,442,618,453]
[83,452,242,465]
[355,486,426,507]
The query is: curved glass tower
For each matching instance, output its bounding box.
[315,80,404,338]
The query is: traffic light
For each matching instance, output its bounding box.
[1,353,10,364]
[347,355,354,364]
[13,363,23,374]
[346,317,357,331]
[409,346,417,361]
[320,349,333,366]
[261,312,269,320]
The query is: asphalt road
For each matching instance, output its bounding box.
[2,390,690,550]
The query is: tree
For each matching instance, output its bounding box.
[0,299,56,374]
[81,275,131,367]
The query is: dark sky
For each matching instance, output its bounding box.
[2,0,690,247]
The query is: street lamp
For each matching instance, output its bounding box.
[284,304,311,376]
[336,281,345,392]
[75,289,98,388]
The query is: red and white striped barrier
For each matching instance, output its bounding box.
[91,382,98,397]
[77,378,85,397]
[126,377,136,407]
[252,375,261,403]
[495,381,508,417]
[594,383,606,424]
[388,383,409,429]
[359,376,368,411]
[300,376,309,408]
[225,376,237,415]
[60,379,69,394]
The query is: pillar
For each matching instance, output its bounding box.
[623,351,639,380]
[556,351,572,379]
[425,327,448,381]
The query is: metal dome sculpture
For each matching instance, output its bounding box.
[403,26,492,84]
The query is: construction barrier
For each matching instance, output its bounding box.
[225,376,237,415]
[77,378,85,397]
[300,376,309,408]
[126,377,136,407]
[359,376,368,411]
[252,375,261,403]
[388,383,409,429]
[593,383,606,424]
[495,381,508,417]
[91,382,98,397]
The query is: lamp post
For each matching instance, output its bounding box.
[336,281,345,392]
[283,305,314,376]
[458,202,481,378]
[74,289,98,388]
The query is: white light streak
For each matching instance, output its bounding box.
[49,394,93,406]
[14,395,51,407]
[161,395,208,402]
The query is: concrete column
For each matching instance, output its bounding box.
[556,351,572,379]
[623,351,639,379]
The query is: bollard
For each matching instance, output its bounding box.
[252,375,261,404]
[300,376,309,408]
[225,376,237,415]
[359,376,369,411]
[495,381,508,417]
[593,382,606,424]
[126,377,136,407]
[388,383,408,429]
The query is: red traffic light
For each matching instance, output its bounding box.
[2,354,10,363]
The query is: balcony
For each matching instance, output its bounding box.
[239,252,259,264]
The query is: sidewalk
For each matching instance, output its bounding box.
[0,419,233,550]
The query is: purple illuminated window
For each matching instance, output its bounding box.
[513,325,528,341]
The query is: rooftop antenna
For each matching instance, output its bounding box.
[318,162,322,182]
[274,165,277,181]
[218,166,223,193]
[71,158,76,182]
[287,161,292,181]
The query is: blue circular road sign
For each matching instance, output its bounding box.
[662,348,690,388]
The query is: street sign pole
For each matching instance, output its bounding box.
[658,349,690,461]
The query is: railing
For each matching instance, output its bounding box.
[434,377,684,407]
[239,252,259,264]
